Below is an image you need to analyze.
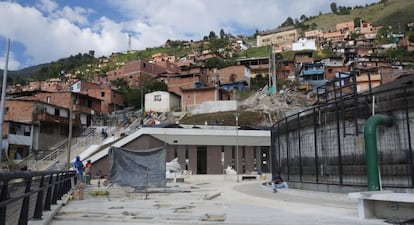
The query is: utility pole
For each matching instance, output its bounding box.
[234,112,240,182]
[0,38,10,164]
[66,93,74,170]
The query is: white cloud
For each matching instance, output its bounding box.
[0,0,379,69]
[36,0,58,14]
[0,51,22,71]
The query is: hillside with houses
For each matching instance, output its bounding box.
[1,0,414,164]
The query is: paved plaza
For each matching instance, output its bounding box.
[30,176,389,225]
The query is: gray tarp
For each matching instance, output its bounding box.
[109,146,166,188]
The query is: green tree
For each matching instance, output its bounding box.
[280,17,294,27]
[300,14,308,22]
[330,2,337,13]
[146,80,168,92]
[254,29,259,38]
[209,31,217,40]
[354,17,362,27]
[220,29,226,39]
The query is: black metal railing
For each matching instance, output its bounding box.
[0,170,75,225]
[272,74,414,190]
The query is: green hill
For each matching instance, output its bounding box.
[304,0,414,32]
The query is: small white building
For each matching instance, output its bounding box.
[292,38,317,51]
[145,91,181,112]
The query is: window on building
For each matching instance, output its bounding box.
[9,122,31,136]
[46,96,51,103]
[154,95,162,101]
[24,125,30,136]
[101,92,105,97]
[54,108,59,116]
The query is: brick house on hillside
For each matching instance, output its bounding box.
[151,53,177,63]
[237,57,269,78]
[70,81,124,113]
[398,36,414,52]
[277,60,295,80]
[24,91,101,127]
[180,85,232,111]
[256,26,298,48]
[106,59,167,87]
[166,74,201,97]
[294,51,314,70]
[216,65,251,91]
[2,99,81,160]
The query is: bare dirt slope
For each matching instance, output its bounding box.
[179,88,315,127]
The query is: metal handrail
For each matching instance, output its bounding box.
[0,170,76,225]
[30,131,99,170]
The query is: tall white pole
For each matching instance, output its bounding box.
[0,38,10,164]
[235,114,239,182]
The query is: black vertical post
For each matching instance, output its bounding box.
[353,72,359,135]
[285,117,290,179]
[52,174,59,204]
[338,73,346,136]
[270,125,276,173]
[313,107,319,183]
[63,173,71,194]
[277,122,281,170]
[0,181,9,225]
[333,78,343,184]
[336,96,343,185]
[44,174,53,210]
[57,173,64,198]
[33,176,44,219]
[404,88,414,187]
[298,113,303,182]
[18,177,32,225]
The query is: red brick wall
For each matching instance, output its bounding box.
[218,65,246,84]
[4,100,34,122]
[324,66,349,81]
[167,76,200,96]
[181,88,217,110]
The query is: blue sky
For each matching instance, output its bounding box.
[0,0,379,70]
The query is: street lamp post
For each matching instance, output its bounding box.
[235,113,240,182]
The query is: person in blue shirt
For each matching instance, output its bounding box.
[73,156,84,183]
[271,172,288,193]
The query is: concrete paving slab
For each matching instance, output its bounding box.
[30,178,390,225]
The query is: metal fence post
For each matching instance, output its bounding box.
[44,174,53,210]
[33,175,45,219]
[0,181,9,225]
[18,176,32,225]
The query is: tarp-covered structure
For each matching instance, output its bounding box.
[109,146,166,188]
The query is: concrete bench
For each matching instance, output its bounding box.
[166,177,185,183]
[348,191,414,220]
[241,175,257,181]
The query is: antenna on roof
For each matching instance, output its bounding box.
[128,34,132,51]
